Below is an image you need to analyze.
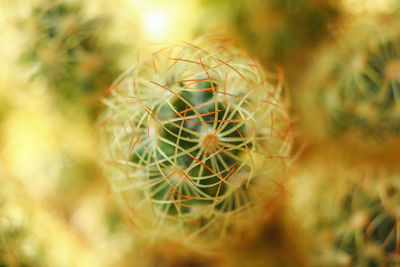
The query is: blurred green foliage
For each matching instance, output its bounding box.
[0,181,46,267]
[334,186,397,266]
[199,0,339,82]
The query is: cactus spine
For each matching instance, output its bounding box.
[102,38,292,239]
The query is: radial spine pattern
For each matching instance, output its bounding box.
[102,38,292,237]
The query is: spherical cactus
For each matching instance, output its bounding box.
[101,37,292,240]
[297,18,400,151]
[322,37,400,138]
[332,184,398,266]
[293,162,399,266]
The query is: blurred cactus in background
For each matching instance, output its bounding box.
[293,164,400,266]
[321,31,400,140]
[290,153,400,266]
[296,15,400,155]
[102,37,292,244]
[19,0,123,118]
[333,187,398,266]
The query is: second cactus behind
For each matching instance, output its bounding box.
[20,0,123,117]
[297,16,400,151]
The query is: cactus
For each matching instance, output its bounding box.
[102,37,292,239]
[318,187,399,266]
[332,183,398,266]
[0,176,46,266]
[20,0,122,117]
[321,35,400,139]
[292,161,400,266]
[297,17,400,148]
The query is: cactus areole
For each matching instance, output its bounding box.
[102,38,292,234]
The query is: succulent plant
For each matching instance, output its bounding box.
[295,15,400,147]
[332,186,398,266]
[102,37,292,239]
[20,0,122,116]
[293,162,400,266]
[320,35,400,140]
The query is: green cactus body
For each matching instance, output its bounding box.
[333,186,398,266]
[297,163,400,266]
[318,28,400,140]
[102,38,292,237]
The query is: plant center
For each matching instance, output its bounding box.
[202,134,220,152]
